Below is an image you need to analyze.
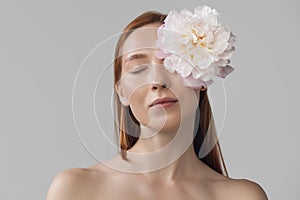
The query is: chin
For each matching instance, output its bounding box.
[143,114,181,133]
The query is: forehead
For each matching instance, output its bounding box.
[121,24,161,58]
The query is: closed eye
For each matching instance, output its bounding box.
[130,65,149,74]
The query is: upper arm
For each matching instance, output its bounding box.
[232,179,269,200]
[46,168,88,200]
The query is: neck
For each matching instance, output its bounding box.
[122,115,205,184]
[136,144,205,184]
[104,114,209,184]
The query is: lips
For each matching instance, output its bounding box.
[149,97,178,107]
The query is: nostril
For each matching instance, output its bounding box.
[151,82,169,90]
[152,85,158,90]
[162,83,168,88]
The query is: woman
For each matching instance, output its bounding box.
[47,5,268,200]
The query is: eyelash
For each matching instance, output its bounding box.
[130,65,148,74]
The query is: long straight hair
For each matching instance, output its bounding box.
[113,11,229,177]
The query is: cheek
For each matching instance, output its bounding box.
[120,80,138,101]
[128,89,145,106]
[170,77,200,116]
[120,77,146,106]
[127,87,151,125]
[119,72,151,124]
[184,90,199,113]
[119,70,149,101]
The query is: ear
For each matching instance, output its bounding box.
[200,86,207,91]
[193,86,206,99]
[115,84,129,106]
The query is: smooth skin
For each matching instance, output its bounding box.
[46,165,268,200]
[46,23,268,200]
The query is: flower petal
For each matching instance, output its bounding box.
[216,65,235,78]
[156,5,236,88]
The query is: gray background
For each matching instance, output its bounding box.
[1,0,299,199]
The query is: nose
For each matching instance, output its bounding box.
[151,82,169,91]
[149,63,170,91]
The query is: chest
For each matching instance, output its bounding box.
[92,180,216,200]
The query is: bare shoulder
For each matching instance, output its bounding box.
[216,178,269,200]
[46,167,105,200]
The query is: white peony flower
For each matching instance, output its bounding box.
[155,5,236,88]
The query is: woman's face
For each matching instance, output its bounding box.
[116,23,200,132]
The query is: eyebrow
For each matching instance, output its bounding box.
[124,53,148,64]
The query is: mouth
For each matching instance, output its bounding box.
[149,97,178,108]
